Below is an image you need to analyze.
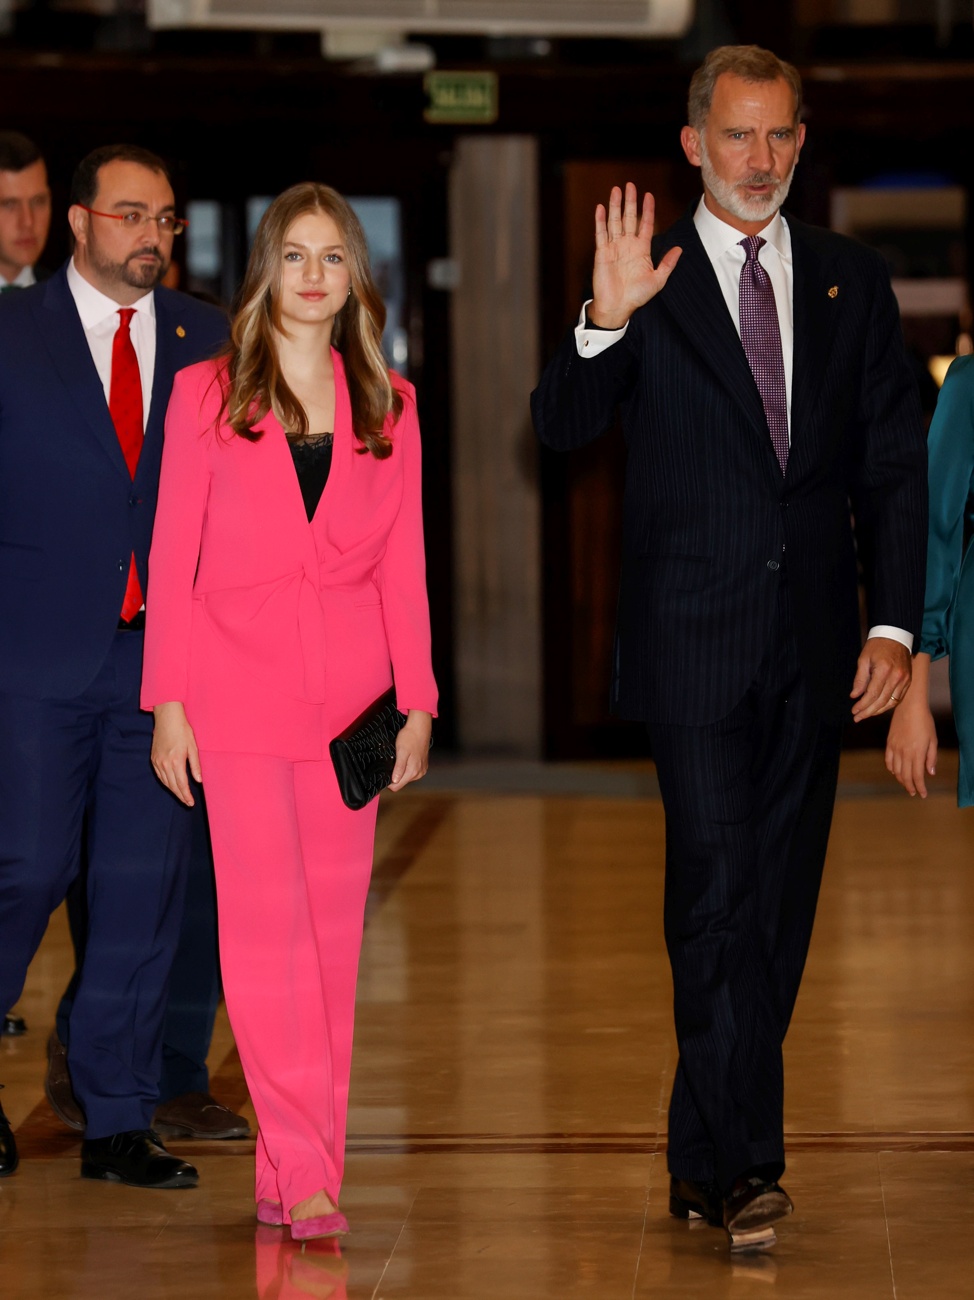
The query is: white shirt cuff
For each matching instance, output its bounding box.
[575,299,628,358]
[867,625,914,653]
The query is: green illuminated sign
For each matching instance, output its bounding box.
[424,71,498,125]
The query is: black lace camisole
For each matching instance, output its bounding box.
[287,433,333,522]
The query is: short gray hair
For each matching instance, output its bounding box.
[688,45,802,129]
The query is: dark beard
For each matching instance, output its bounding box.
[91,244,167,292]
[121,256,166,290]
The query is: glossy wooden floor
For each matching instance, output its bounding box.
[3,751,974,1298]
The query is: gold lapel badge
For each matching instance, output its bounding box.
[828,285,838,299]
[176,325,186,338]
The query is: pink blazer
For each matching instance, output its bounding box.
[141,351,438,759]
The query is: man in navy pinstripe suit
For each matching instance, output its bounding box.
[532,45,927,1252]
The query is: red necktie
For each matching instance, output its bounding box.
[109,307,145,621]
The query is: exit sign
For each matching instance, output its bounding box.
[424,71,498,125]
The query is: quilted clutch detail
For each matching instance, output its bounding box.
[329,687,407,811]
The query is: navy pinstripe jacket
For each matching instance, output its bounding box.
[532,210,928,727]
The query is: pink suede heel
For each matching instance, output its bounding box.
[256,1198,285,1227]
[289,1211,349,1241]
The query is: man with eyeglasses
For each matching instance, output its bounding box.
[0,145,232,1188]
[0,131,51,295]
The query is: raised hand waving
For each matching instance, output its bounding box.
[590,182,682,329]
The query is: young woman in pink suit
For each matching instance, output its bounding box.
[141,183,437,1240]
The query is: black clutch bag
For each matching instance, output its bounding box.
[329,687,408,811]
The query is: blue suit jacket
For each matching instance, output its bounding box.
[0,264,227,698]
[532,212,928,727]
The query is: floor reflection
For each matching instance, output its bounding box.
[6,768,974,1296]
[255,1227,349,1300]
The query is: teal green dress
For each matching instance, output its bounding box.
[921,353,974,806]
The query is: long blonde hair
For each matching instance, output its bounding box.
[219,182,401,457]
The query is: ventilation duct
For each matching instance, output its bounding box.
[147,0,695,39]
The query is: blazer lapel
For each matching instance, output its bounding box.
[33,268,131,484]
[310,348,350,551]
[654,217,770,445]
[787,216,838,477]
[136,290,178,492]
[146,290,174,442]
[249,407,322,581]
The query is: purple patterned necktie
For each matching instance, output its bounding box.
[738,235,789,474]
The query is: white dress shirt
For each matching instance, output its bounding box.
[0,264,36,289]
[66,258,156,430]
[573,196,910,651]
[693,202,794,433]
[577,199,794,426]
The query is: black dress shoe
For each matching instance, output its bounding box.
[723,1173,793,1241]
[0,1088,19,1177]
[669,1175,722,1226]
[2,1012,26,1036]
[80,1129,198,1189]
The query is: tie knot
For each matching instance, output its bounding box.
[740,235,766,262]
[117,307,136,331]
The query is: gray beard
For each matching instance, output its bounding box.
[700,140,795,225]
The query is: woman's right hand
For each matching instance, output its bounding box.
[151,701,202,806]
[886,661,938,798]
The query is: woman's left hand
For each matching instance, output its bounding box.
[388,710,433,792]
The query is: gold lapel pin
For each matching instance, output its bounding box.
[828,285,838,299]
[176,325,186,338]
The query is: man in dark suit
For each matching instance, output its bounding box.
[0,130,51,296]
[0,145,230,1186]
[532,46,927,1252]
[0,130,52,1040]
[0,134,245,1139]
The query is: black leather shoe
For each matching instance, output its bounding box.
[80,1129,198,1189]
[2,1012,26,1036]
[669,1175,722,1226]
[723,1173,793,1238]
[0,1088,19,1177]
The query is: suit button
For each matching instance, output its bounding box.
[767,560,780,571]
[118,561,125,571]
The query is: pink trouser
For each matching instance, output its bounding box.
[200,750,378,1218]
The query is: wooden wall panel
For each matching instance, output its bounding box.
[449,136,542,756]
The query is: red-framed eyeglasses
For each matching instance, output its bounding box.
[78,205,188,236]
